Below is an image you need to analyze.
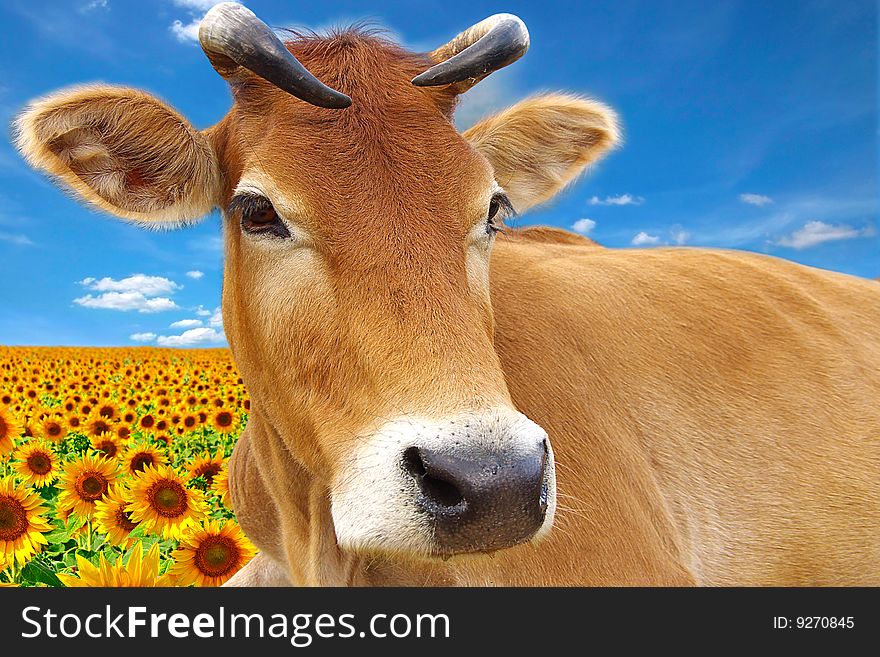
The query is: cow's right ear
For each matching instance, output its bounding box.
[13,84,220,227]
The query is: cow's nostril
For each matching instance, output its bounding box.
[401,446,426,478]
[401,446,465,509]
[420,473,464,508]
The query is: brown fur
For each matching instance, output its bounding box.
[15,30,880,586]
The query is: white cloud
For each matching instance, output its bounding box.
[169,1,237,44]
[739,193,774,207]
[194,305,212,317]
[631,232,660,246]
[80,274,180,296]
[170,318,203,329]
[74,292,179,313]
[589,194,645,207]
[186,270,205,280]
[75,274,183,313]
[130,332,157,342]
[157,327,226,347]
[171,18,202,43]
[571,219,596,235]
[670,227,691,245]
[172,0,225,9]
[775,220,875,250]
[80,0,108,12]
[209,307,223,328]
[0,232,34,246]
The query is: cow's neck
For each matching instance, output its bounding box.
[228,413,343,584]
[230,412,459,585]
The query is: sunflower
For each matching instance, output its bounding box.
[39,414,66,443]
[114,423,131,441]
[13,441,59,488]
[23,419,37,439]
[186,452,225,486]
[128,464,206,539]
[212,466,230,507]
[58,541,173,587]
[57,453,117,519]
[65,414,83,433]
[94,485,139,548]
[96,403,118,420]
[180,411,199,432]
[84,411,113,438]
[91,434,123,460]
[211,408,236,434]
[0,476,51,565]
[138,413,156,431]
[0,406,23,455]
[122,443,167,475]
[170,520,256,587]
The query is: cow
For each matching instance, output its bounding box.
[14,3,880,586]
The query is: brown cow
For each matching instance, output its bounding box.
[15,4,880,585]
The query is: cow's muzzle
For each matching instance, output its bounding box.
[401,438,549,555]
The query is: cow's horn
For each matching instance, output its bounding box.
[411,14,529,92]
[198,2,352,109]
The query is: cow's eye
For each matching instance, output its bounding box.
[229,193,291,239]
[486,193,514,234]
[248,207,278,225]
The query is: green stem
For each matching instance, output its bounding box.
[9,560,21,585]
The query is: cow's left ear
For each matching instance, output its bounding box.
[463,94,620,213]
[14,84,220,227]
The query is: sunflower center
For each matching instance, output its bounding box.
[27,452,52,475]
[75,472,108,501]
[194,463,221,483]
[96,440,117,457]
[195,536,240,577]
[130,453,154,472]
[184,417,196,428]
[140,416,155,428]
[114,506,139,532]
[47,423,62,437]
[148,481,188,517]
[0,495,27,541]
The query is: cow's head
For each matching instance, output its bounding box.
[15,4,618,559]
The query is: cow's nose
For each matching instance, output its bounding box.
[401,440,549,554]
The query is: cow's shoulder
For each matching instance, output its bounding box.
[501,225,602,248]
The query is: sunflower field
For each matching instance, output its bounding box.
[0,346,256,587]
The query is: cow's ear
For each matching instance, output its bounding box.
[14,84,221,227]
[463,94,620,213]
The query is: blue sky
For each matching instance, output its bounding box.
[0,0,876,346]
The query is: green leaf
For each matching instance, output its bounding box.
[21,561,63,588]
